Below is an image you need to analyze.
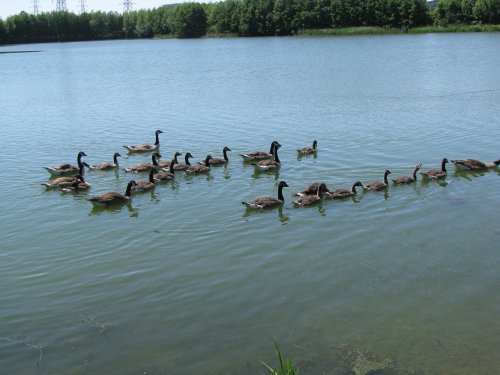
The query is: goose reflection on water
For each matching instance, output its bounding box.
[89,201,138,217]
[242,203,290,224]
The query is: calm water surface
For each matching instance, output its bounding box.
[1,34,499,374]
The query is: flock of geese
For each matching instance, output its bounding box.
[41,129,500,209]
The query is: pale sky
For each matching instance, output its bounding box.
[0,1,191,20]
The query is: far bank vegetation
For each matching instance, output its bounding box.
[0,0,499,44]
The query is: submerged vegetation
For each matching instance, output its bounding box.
[0,0,499,44]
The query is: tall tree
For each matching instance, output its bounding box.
[170,3,208,38]
[473,0,500,23]
[0,18,7,44]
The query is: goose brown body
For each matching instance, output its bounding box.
[255,144,281,170]
[154,159,175,181]
[240,141,280,162]
[186,156,212,174]
[421,158,448,179]
[295,182,329,197]
[363,170,391,191]
[200,147,231,166]
[123,130,163,153]
[297,140,317,155]
[44,151,87,176]
[131,169,156,191]
[392,164,422,184]
[124,153,161,173]
[326,181,363,199]
[87,153,121,170]
[88,181,137,205]
[173,153,193,171]
[242,181,289,209]
[451,158,500,171]
[157,152,181,169]
[42,165,86,188]
[61,176,91,192]
[293,183,327,206]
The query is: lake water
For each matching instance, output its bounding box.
[1,34,499,374]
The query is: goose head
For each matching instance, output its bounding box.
[352,181,363,192]
[125,180,138,196]
[441,158,449,171]
[223,147,231,152]
[204,155,213,165]
[155,130,163,135]
[279,181,289,189]
[383,170,391,184]
[312,140,318,149]
[78,151,87,158]
[318,183,328,196]
[270,141,281,153]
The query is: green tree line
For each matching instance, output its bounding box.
[0,0,498,44]
[434,0,500,25]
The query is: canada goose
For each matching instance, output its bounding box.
[295,182,330,197]
[420,158,448,179]
[363,170,391,191]
[61,175,91,192]
[200,147,231,166]
[292,183,327,206]
[173,152,193,171]
[43,151,87,175]
[450,158,500,171]
[41,164,86,188]
[87,153,122,170]
[392,164,422,184]
[88,180,137,205]
[131,169,156,192]
[242,181,289,209]
[123,130,163,153]
[255,143,281,171]
[123,153,161,173]
[157,151,181,169]
[325,181,363,199]
[239,141,280,162]
[153,159,176,181]
[186,155,212,174]
[297,140,317,155]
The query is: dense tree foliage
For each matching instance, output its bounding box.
[0,18,7,44]
[171,3,208,37]
[434,0,500,24]
[0,0,498,45]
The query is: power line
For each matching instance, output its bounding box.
[55,0,67,12]
[32,0,40,15]
[122,0,134,13]
[79,0,87,13]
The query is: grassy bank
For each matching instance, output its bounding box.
[296,24,500,36]
[155,24,500,39]
[407,24,500,33]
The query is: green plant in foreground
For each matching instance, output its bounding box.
[261,342,299,375]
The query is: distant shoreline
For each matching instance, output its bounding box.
[162,25,500,39]
[0,50,42,53]
[1,25,499,48]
